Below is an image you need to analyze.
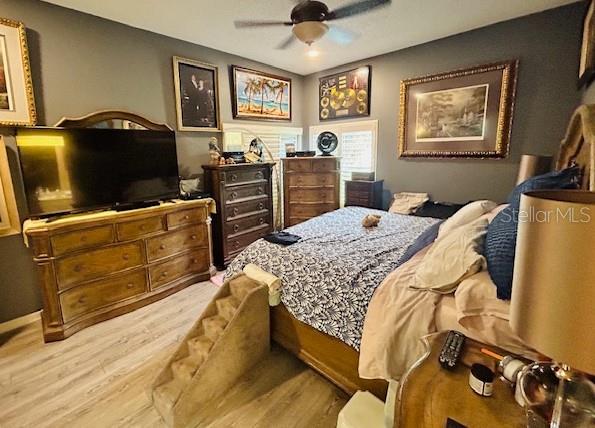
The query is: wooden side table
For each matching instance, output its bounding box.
[395,332,526,428]
[345,180,383,209]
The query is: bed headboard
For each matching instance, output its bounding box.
[556,104,595,190]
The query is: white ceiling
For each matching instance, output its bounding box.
[43,0,578,75]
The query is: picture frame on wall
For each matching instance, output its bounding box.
[398,60,518,159]
[579,0,595,88]
[173,56,221,131]
[319,66,371,121]
[231,66,291,122]
[0,18,36,127]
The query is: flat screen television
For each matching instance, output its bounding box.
[17,127,180,218]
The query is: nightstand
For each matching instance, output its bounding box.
[395,332,526,428]
[345,180,383,209]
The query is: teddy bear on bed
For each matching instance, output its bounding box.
[362,214,381,228]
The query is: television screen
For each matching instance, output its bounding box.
[17,127,179,218]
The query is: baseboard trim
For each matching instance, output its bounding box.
[0,311,41,335]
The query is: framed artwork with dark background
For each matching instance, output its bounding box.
[319,66,371,121]
[579,0,595,88]
[173,56,221,131]
[398,60,518,159]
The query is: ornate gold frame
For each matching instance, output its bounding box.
[0,18,36,126]
[398,60,518,158]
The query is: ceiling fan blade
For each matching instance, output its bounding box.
[327,25,359,45]
[276,34,297,50]
[234,20,293,28]
[327,0,391,20]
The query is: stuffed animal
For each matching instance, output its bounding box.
[362,214,381,228]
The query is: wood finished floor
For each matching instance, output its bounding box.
[0,281,347,428]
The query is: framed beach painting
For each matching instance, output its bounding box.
[231,66,291,121]
[173,56,221,131]
[398,60,518,158]
[0,18,36,126]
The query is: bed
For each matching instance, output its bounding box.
[225,104,595,399]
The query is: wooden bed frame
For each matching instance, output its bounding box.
[269,104,595,401]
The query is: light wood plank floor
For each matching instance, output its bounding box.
[0,281,347,428]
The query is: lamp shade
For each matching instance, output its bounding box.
[510,190,595,374]
[516,154,553,184]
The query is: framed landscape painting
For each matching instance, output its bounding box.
[0,18,36,126]
[231,66,291,121]
[319,66,370,121]
[398,60,518,158]
[173,56,220,131]
[579,0,595,88]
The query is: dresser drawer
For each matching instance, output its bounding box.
[225,183,267,204]
[116,216,164,241]
[312,158,338,172]
[290,203,336,218]
[149,248,210,289]
[287,172,336,187]
[146,225,207,262]
[224,168,267,186]
[166,208,206,229]
[289,188,336,203]
[226,213,270,236]
[284,159,312,172]
[226,226,269,256]
[56,242,144,290]
[51,225,114,257]
[346,181,373,191]
[225,198,269,221]
[60,269,146,323]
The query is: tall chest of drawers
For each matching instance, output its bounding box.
[282,157,340,227]
[24,199,215,342]
[202,163,275,269]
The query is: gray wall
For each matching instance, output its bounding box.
[303,4,584,206]
[0,0,305,323]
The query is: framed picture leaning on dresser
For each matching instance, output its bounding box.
[0,18,36,126]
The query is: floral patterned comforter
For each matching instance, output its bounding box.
[225,206,438,349]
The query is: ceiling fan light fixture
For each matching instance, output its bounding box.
[292,21,328,45]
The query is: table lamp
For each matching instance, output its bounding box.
[510,190,595,427]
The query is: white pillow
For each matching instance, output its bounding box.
[388,192,429,214]
[413,217,488,293]
[438,200,497,237]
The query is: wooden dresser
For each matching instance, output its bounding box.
[345,180,384,209]
[202,163,275,269]
[282,157,340,226]
[24,199,215,342]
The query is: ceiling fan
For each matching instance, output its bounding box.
[234,0,391,49]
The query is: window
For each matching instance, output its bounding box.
[222,123,303,228]
[309,120,378,205]
[0,137,20,236]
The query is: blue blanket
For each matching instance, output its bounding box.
[225,207,438,349]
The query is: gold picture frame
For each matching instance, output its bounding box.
[0,18,36,126]
[173,56,221,132]
[398,60,518,159]
[579,0,595,87]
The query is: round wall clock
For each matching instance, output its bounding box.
[317,131,338,156]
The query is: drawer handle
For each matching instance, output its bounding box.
[230,173,238,182]
[192,258,199,264]
[78,296,87,304]
[80,236,87,243]
[233,224,240,233]
[122,253,129,261]
[259,218,264,225]
[231,192,238,200]
[257,202,264,210]
[191,234,197,240]
[233,241,240,249]
[184,215,190,220]
[232,207,239,217]
[257,188,263,195]
[161,271,168,277]
[160,244,166,250]
[126,282,134,289]
[139,224,145,231]
[73,264,82,273]
[255,171,263,179]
